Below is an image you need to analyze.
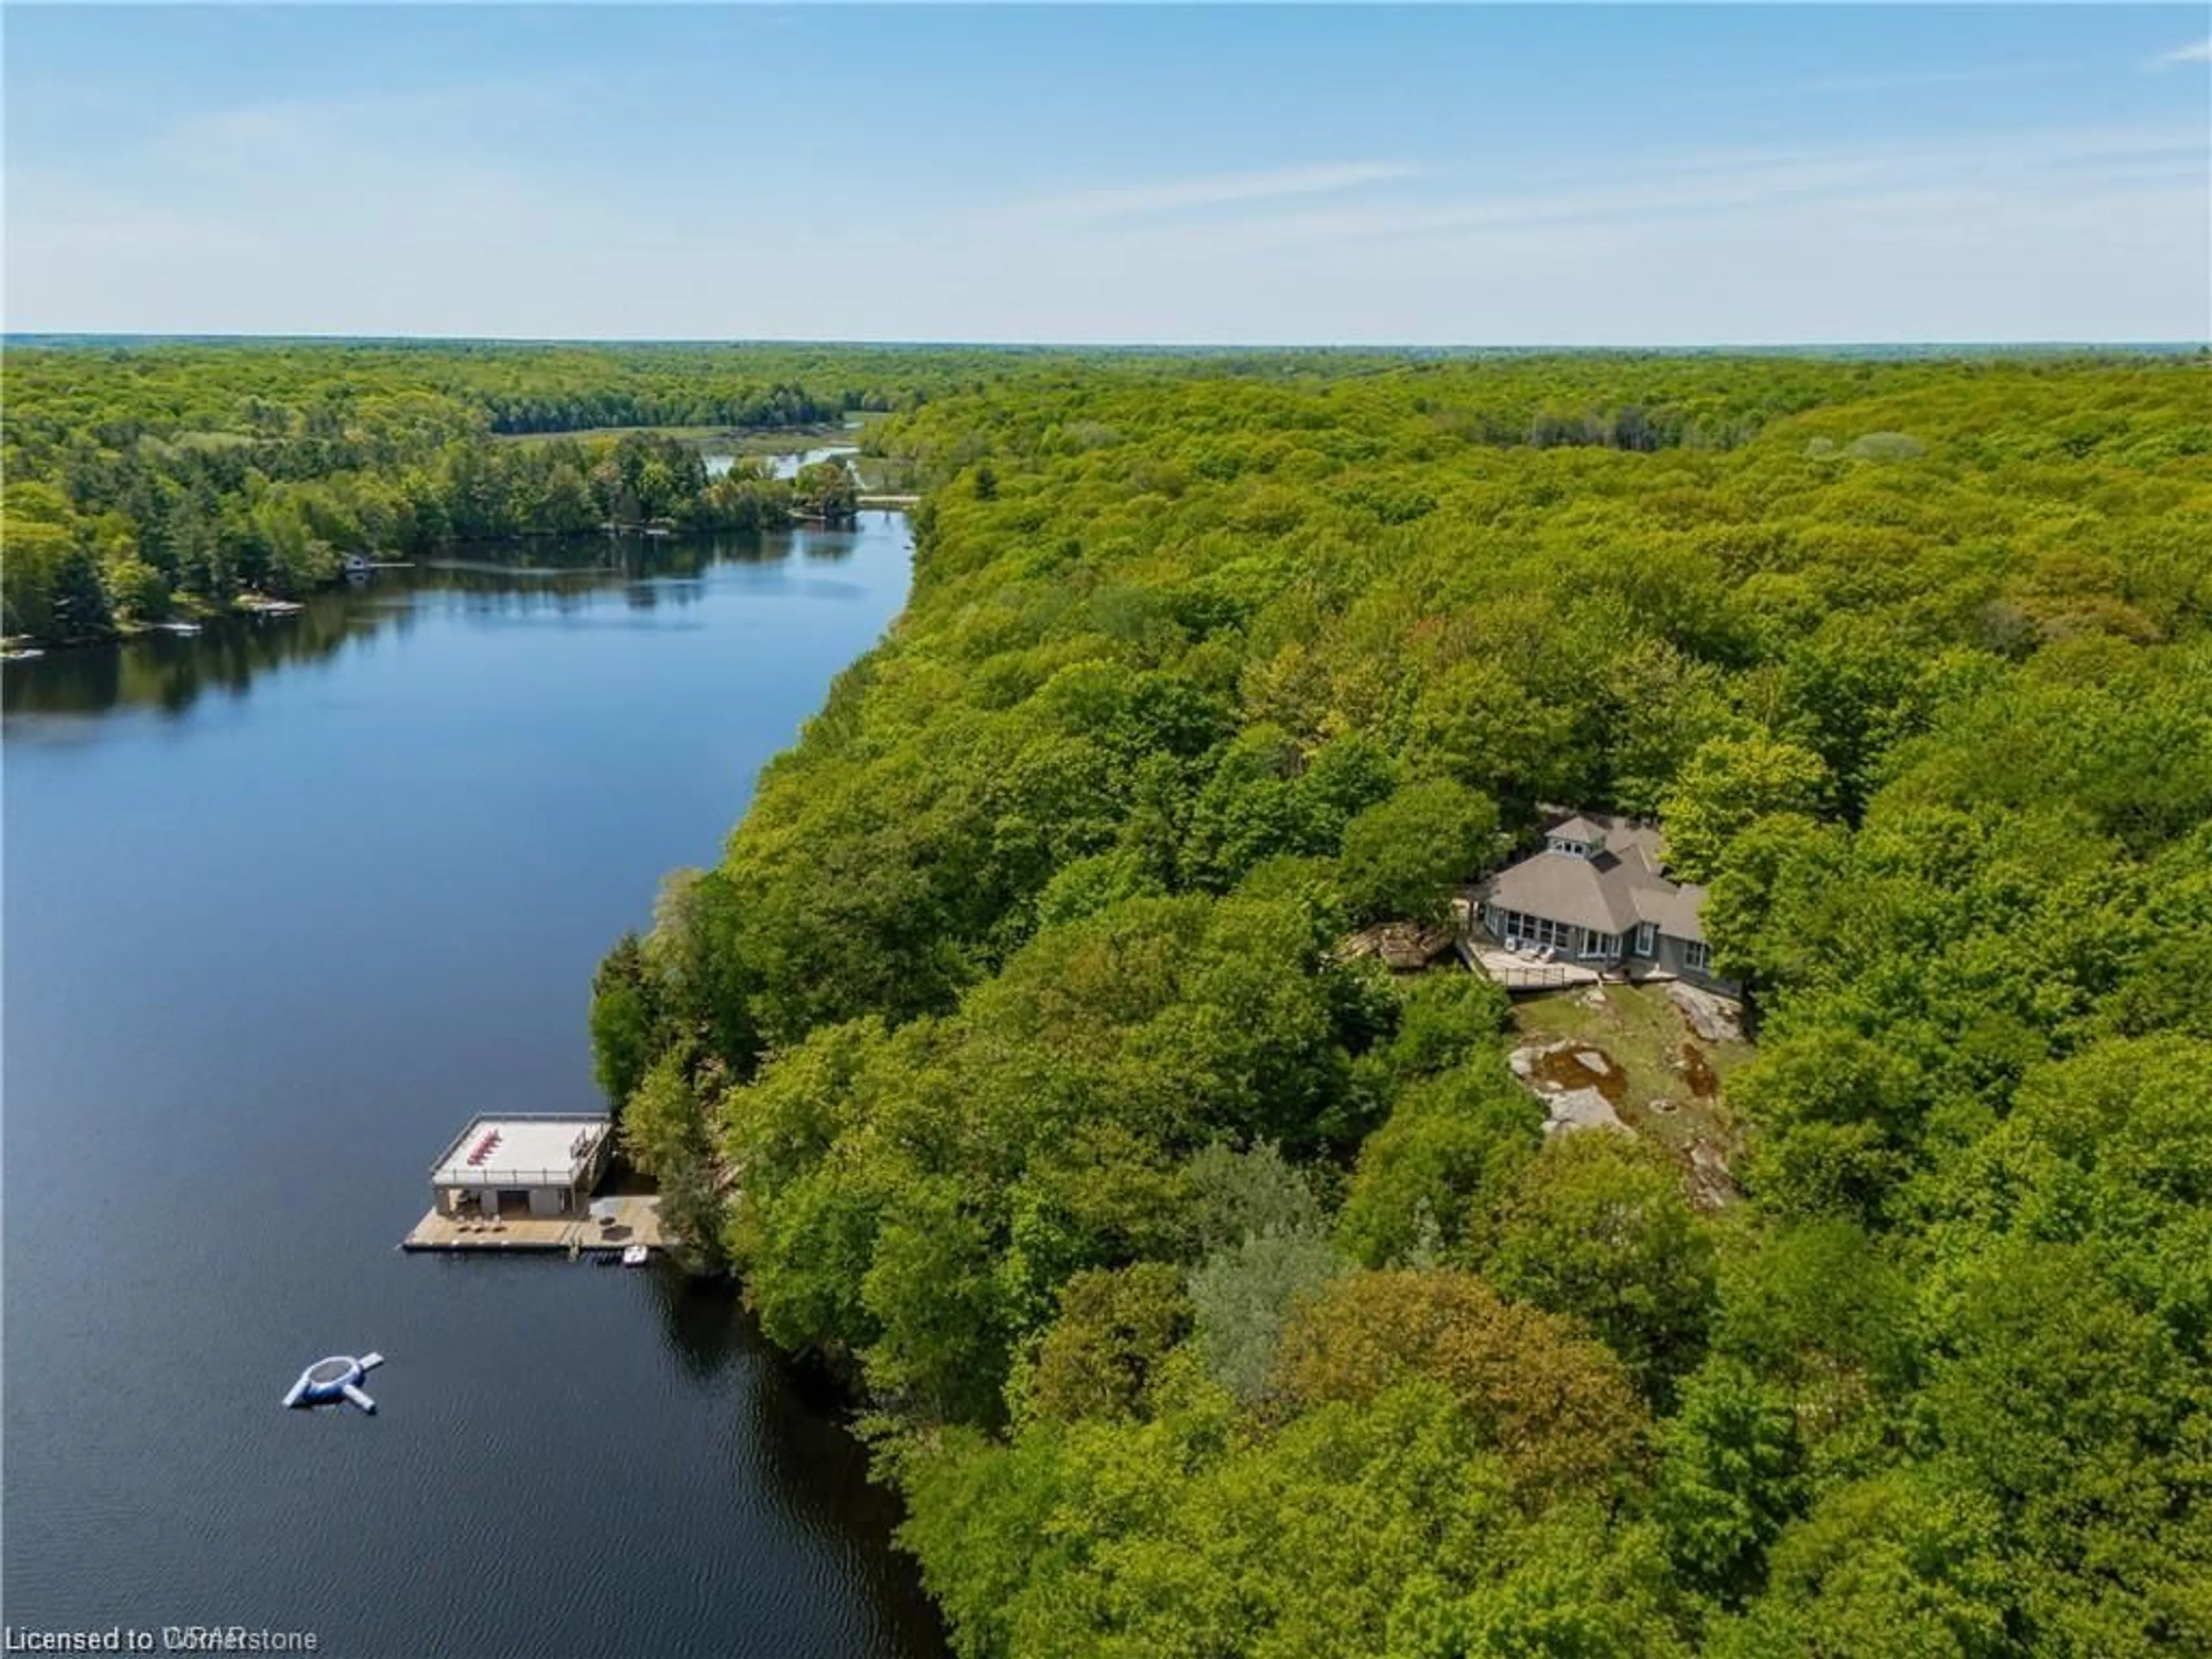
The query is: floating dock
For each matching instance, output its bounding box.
[401,1192,664,1255]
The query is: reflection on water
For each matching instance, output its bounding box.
[647,1266,749,1383]
[2,507,935,1658]
[704,444,859,480]
[4,528,851,721]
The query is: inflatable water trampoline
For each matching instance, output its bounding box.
[282,1353,385,1413]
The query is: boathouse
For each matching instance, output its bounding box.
[428,1112,612,1221]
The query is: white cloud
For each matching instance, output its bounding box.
[1120,122,2211,253]
[1030,162,1422,223]
[2147,37,2212,69]
[957,121,2209,346]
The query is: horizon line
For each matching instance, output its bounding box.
[6,332,2207,354]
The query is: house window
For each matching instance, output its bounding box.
[1684,940,1711,975]
[1634,921,1656,957]
[1579,931,1616,960]
[1511,913,1577,952]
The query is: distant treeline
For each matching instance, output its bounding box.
[10,340,2193,645]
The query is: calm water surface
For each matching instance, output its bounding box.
[704,444,858,480]
[3,518,948,1658]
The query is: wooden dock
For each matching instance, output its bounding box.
[400,1193,665,1255]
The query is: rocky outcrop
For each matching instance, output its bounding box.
[1668,980,1745,1044]
[1542,1086,1627,1135]
[1687,1142,1740,1209]
[1509,1037,1632,1137]
[1336,919,1460,972]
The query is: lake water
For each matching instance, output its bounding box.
[704,445,858,480]
[2,517,949,1658]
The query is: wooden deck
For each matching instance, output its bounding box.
[1459,934,1688,996]
[400,1193,664,1255]
[1464,940,1605,991]
[1451,896,1675,995]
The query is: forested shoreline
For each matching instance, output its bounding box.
[587,351,2212,1658]
[2,342,1023,645]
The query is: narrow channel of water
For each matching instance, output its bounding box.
[2,516,948,1658]
[704,444,858,479]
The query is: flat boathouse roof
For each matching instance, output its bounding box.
[430,1113,609,1189]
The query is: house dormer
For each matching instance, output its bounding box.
[1544,815,1608,859]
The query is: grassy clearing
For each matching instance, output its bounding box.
[1509,980,1755,1173]
[853,454,918,493]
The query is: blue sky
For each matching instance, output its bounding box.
[6,5,2207,343]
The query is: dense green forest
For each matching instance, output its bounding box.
[0,339,1893,645]
[2,340,1121,643]
[584,351,2212,1658]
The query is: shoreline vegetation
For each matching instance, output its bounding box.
[1,340,1038,649]
[3,433,865,650]
[587,348,2210,1658]
[1,463,858,650]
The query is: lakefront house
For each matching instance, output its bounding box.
[1473,810,1730,988]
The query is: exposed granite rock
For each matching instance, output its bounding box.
[1668,980,1745,1044]
[1688,1142,1740,1209]
[1542,1086,1627,1135]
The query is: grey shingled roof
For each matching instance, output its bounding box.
[1483,811,1709,944]
[1547,813,1613,844]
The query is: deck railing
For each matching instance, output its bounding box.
[1455,931,1598,993]
[1493,960,1578,990]
[437,1166,591,1189]
[425,1113,611,1180]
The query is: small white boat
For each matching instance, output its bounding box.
[154,620,202,635]
[620,1243,650,1267]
